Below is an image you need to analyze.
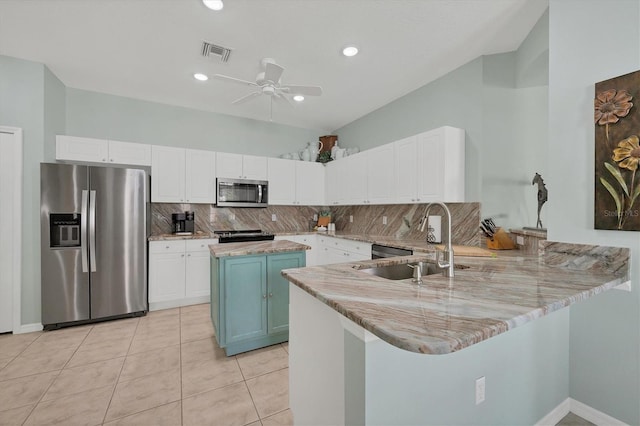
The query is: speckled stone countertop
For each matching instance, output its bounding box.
[148,232,216,241]
[209,240,310,258]
[281,241,630,355]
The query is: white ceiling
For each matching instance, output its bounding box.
[0,0,548,132]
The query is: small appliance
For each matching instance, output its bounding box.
[216,178,268,207]
[172,211,195,235]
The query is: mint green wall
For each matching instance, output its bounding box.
[549,1,640,424]
[0,55,46,325]
[65,88,326,157]
[44,67,66,163]
[333,11,549,229]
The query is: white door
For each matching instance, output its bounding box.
[0,128,22,333]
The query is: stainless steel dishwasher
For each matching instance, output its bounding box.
[371,244,413,259]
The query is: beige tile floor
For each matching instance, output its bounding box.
[0,304,292,426]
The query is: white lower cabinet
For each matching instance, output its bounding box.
[316,236,371,265]
[275,235,318,266]
[149,239,217,310]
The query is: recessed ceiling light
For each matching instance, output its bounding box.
[293,95,305,102]
[202,0,224,11]
[193,73,209,81]
[342,46,359,57]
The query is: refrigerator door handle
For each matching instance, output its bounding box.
[81,190,89,273]
[89,190,97,272]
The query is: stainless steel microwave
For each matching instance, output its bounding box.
[216,178,268,207]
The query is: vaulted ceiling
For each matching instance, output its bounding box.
[0,0,548,131]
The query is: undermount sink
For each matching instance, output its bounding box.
[360,262,469,280]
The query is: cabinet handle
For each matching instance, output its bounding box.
[187,254,191,257]
[110,158,114,162]
[102,158,106,162]
[269,292,273,298]
[165,245,170,249]
[263,294,267,299]
[181,254,185,257]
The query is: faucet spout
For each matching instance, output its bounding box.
[421,202,455,278]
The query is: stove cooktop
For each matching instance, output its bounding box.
[214,229,275,243]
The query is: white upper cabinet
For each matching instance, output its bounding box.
[394,126,465,203]
[185,149,217,204]
[151,146,216,204]
[216,152,267,180]
[268,158,324,205]
[345,154,368,204]
[268,158,296,204]
[56,135,152,166]
[366,144,396,204]
[295,161,324,205]
[325,159,348,205]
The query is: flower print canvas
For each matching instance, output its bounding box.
[595,69,640,230]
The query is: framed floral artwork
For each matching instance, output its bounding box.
[595,70,640,230]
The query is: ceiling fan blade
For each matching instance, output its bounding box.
[232,91,261,104]
[280,85,322,96]
[273,92,293,108]
[214,74,258,87]
[263,62,285,84]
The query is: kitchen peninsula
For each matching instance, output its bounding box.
[282,241,630,425]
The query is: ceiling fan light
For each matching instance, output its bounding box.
[342,46,359,57]
[293,95,305,102]
[193,73,209,81]
[203,0,224,11]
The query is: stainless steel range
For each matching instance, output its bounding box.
[214,229,275,243]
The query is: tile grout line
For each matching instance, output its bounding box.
[100,317,141,425]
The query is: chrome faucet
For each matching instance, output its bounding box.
[419,202,455,278]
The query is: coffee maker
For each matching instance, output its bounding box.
[172,211,195,235]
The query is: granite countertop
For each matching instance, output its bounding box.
[281,241,630,355]
[209,240,311,258]
[148,232,216,241]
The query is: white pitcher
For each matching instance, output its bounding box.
[310,141,323,162]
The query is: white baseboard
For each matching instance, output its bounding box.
[535,398,627,426]
[17,323,43,334]
[570,398,628,426]
[535,398,571,426]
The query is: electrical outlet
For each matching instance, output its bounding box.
[349,215,353,223]
[516,235,524,245]
[475,376,485,405]
[382,216,388,225]
[313,213,318,221]
[271,214,277,222]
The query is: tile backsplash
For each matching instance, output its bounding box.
[151,202,480,246]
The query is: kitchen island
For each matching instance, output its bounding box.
[282,241,629,425]
[209,240,309,356]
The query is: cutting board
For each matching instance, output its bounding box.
[434,245,494,257]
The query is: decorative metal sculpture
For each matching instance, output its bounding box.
[532,173,547,229]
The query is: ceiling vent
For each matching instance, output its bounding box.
[201,41,232,63]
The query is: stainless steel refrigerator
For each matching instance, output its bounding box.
[40,163,149,329]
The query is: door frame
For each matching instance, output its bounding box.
[0,126,23,333]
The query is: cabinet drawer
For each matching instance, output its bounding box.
[149,240,186,254]
[185,238,217,252]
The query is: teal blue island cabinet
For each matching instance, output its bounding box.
[209,240,308,356]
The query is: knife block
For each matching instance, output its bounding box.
[486,228,516,250]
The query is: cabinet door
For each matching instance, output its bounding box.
[151,146,186,202]
[394,135,419,203]
[296,161,324,205]
[243,155,268,180]
[268,158,296,205]
[345,154,368,204]
[185,149,216,204]
[417,131,444,202]
[223,256,267,345]
[367,145,396,204]
[216,152,244,179]
[108,140,151,166]
[185,250,211,298]
[267,252,305,335]
[324,161,340,205]
[56,135,109,163]
[149,251,186,303]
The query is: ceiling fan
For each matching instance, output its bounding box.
[214,58,322,120]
